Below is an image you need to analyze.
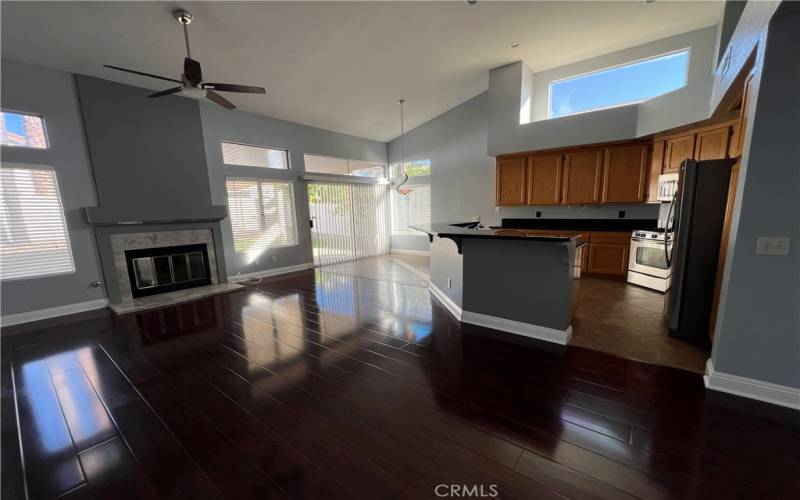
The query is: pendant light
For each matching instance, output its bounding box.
[395,98,413,195]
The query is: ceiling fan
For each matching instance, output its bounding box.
[103,9,265,110]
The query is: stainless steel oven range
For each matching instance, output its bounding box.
[627,230,672,292]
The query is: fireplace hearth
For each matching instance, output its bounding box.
[125,244,211,298]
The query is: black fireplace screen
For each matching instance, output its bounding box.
[125,244,211,298]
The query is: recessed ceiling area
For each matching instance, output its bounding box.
[0,1,723,142]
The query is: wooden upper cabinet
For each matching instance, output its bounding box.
[694,126,731,160]
[732,71,756,158]
[562,149,603,205]
[526,154,562,205]
[602,144,648,203]
[647,141,665,203]
[664,134,696,172]
[496,157,527,206]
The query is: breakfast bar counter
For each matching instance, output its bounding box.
[412,222,585,344]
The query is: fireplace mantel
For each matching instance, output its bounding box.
[84,205,227,226]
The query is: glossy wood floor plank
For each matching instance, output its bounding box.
[4,265,800,499]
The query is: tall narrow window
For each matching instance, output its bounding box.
[221,142,288,169]
[0,166,75,279]
[225,178,298,253]
[391,184,431,234]
[549,49,690,118]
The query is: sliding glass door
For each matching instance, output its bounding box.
[307,180,390,266]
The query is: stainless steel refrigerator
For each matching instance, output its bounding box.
[664,159,734,344]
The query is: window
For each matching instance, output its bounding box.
[304,154,385,178]
[549,50,690,118]
[225,178,298,253]
[391,184,431,234]
[221,142,288,169]
[390,159,431,178]
[0,166,75,280]
[0,111,48,149]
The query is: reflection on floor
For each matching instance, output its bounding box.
[3,266,799,499]
[571,277,709,373]
[317,254,429,287]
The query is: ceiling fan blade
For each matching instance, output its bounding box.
[103,64,182,84]
[206,90,236,110]
[148,87,183,98]
[203,83,266,94]
[184,57,203,86]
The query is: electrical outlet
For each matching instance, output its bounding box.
[447,278,452,289]
[755,237,791,256]
[471,215,480,222]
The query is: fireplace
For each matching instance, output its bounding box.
[125,244,211,298]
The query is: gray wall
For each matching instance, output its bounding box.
[386,91,658,253]
[387,93,496,251]
[199,103,387,277]
[711,4,800,388]
[488,27,718,156]
[462,238,574,331]
[430,236,463,306]
[75,75,216,219]
[1,61,106,315]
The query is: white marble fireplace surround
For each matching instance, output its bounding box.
[110,229,221,303]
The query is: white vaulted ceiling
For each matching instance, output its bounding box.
[1,1,722,141]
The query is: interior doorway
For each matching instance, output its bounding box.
[307,180,390,266]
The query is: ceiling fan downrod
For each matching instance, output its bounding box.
[173,9,193,59]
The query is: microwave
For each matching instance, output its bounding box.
[657,173,679,202]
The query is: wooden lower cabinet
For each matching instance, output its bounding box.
[587,243,629,278]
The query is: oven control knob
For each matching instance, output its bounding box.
[651,234,657,238]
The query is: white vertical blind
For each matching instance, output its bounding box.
[225,178,298,253]
[308,181,389,266]
[0,166,75,280]
[391,184,431,234]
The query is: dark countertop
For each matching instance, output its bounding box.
[496,218,658,232]
[411,222,584,243]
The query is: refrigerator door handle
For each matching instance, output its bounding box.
[664,193,677,267]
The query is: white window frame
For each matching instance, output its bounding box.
[547,48,691,119]
[303,153,386,179]
[0,109,50,150]
[221,141,290,170]
[0,163,76,281]
[390,158,431,235]
[224,176,299,254]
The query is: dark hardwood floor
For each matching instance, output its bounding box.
[2,267,799,499]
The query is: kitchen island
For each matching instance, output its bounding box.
[412,222,586,345]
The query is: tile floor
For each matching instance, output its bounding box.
[570,277,709,373]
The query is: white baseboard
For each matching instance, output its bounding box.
[429,282,462,320]
[228,262,314,282]
[390,249,430,256]
[1,298,109,328]
[704,359,800,410]
[429,283,571,345]
[461,310,572,345]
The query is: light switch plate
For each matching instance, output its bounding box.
[755,237,791,256]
